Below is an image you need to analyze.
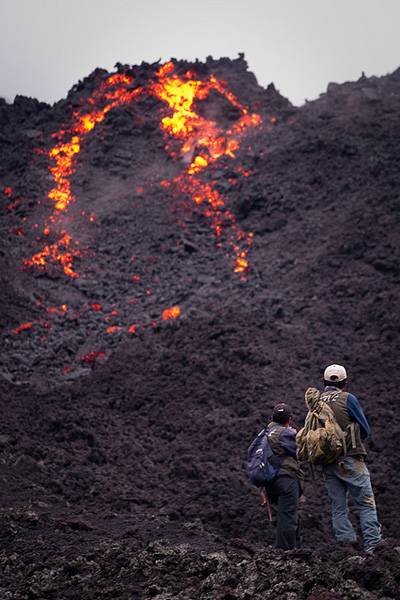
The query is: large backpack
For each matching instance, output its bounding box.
[246,427,282,487]
[296,387,347,465]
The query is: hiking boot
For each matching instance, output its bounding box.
[337,541,359,553]
[364,539,388,554]
[283,547,313,559]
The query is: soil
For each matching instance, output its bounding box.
[1,56,400,599]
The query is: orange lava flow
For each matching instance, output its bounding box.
[25,61,261,279]
[152,62,261,273]
[48,74,140,213]
[23,232,81,278]
[162,305,181,321]
[12,322,34,335]
[24,74,142,277]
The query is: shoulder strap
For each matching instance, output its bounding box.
[266,423,283,435]
[349,422,357,449]
[320,390,340,404]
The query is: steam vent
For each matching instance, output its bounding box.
[1,56,400,597]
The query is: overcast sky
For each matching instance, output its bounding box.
[1,0,400,106]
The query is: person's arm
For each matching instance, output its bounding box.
[347,393,370,439]
[279,427,297,457]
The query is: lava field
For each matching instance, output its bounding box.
[1,55,400,599]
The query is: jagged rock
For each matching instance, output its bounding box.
[1,57,400,599]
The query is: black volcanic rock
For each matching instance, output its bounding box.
[1,56,400,598]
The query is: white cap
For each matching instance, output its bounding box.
[324,364,347,382]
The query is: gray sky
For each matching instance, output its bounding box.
[1,0,400,106]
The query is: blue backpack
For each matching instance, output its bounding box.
[246,428,282,487]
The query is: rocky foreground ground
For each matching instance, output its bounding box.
[1,56,400,598]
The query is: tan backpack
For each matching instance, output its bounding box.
[296,387,347,465]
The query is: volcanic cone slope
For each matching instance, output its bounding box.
[1,57,400,598]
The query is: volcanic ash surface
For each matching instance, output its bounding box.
[1,57,400,598]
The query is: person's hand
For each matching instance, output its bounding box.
[260,488,268,507]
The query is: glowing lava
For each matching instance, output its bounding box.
[46,304,68,315]
[106,326,123,334]
[152,63,261,273]
[3,186,13,197]
[24,74,142,277]
[162,305,181,321]
[24,232,81,278]
[81,350,106,364]
[47,74,139,213]
[152,62,260,171]
[12,322,33,335]
[24,61,261,280]
[91,303,102,312]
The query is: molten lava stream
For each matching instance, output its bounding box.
[24,73,142,279]
[152,61,261,275]
[22,60,262,343]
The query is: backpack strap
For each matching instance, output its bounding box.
[320,390,340,404]
[341,429,348,456]
[349,422,357,449]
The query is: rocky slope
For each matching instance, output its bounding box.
[1,56,400,598]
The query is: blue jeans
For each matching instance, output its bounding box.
[324,456,381,550]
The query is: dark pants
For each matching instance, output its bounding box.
[267,475,301,550]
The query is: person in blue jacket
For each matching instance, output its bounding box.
[320,364,382,553]
[265,403,303,550]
